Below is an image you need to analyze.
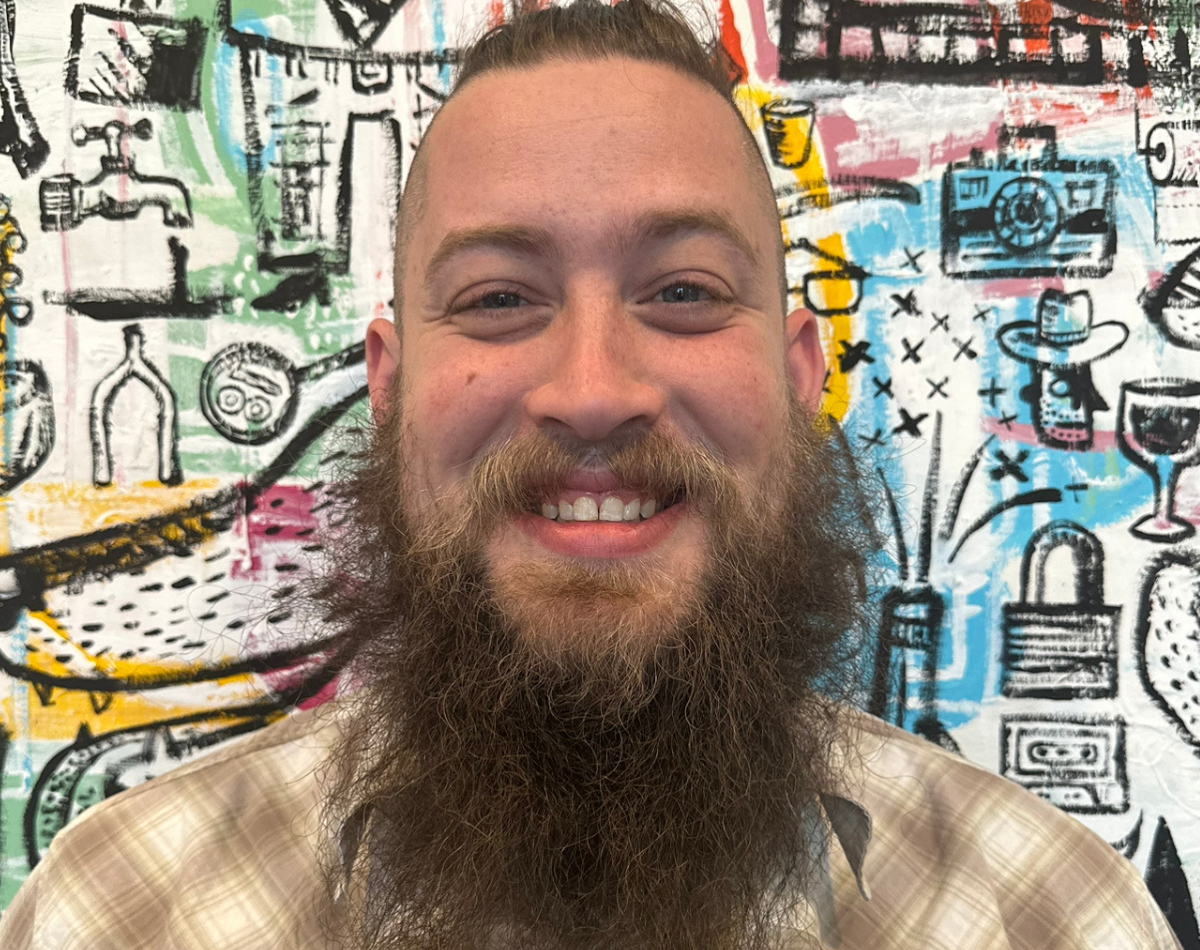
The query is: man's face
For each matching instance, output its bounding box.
[366,56,823,653]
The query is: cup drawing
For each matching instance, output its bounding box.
[1118,377,1200,542]
[761,99,816,169]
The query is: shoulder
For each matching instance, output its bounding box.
[0,701,344,950]
[840,713,1180,949]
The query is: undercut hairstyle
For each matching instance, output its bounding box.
[395,0,788,314]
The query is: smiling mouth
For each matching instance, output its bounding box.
[535,490,683,524]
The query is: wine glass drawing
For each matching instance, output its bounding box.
[1118,378,1200,542]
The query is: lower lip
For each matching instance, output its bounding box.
[515,503,686,558]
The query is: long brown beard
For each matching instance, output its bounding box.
[316,393,875,950]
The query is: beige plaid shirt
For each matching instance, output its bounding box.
[0,700,1180,950]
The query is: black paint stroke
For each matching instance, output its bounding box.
[877,466,909,583]
[915,412,941,583]
[1146,817,1200,950]
[65,6,206,110]
[937,433,996,543]
[0,0,50,178]
[947,488,1063,563]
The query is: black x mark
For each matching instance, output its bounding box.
[891,290,920,318]
[859,427,887,448]
[903,247,925,273]
[838,339,875,372]
[893,407,929,438]
[978,378,1006,408]
[998,411,1018,430]
[927,376,949,399]
[901,336,925,364]
[973,305,993,323]
[872,376,894,400]
[989,448,1030,483]
[930,312,950,333]
[952,336,978,360]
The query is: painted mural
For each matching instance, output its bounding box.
[0,0,1199,941]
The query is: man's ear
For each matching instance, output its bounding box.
[366,317,401,420]
[785,307,825,410]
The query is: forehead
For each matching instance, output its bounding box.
[406,57,770,264]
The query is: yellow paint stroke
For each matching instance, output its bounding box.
[735,86,854,421]
[16,478,224,541]
[14,612,270,740]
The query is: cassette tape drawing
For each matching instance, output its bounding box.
[1000,715,1128,814]
[942,125,1116,279]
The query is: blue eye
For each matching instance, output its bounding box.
[477,291,524,309]
[657,283,709,303]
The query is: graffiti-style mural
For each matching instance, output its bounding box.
[1,0,1199,943]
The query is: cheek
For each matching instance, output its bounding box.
[402,346,533,488]
[661,332,788,471]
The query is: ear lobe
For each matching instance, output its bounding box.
[785,307,825,410]
[366,317,401,420]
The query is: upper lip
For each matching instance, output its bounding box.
[558,469,624,493]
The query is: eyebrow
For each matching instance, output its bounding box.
[421,209,762,291]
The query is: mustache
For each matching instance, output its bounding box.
[460,428,742,519]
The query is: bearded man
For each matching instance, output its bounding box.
[0,1,1182,948]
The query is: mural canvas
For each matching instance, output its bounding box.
[0,0,1199,942]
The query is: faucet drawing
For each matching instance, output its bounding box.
[39,120,193,231]
[90,324,182,487]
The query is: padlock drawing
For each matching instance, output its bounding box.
[1001,520,1120,699]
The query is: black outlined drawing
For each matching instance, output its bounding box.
[1000,715,1128,814]
[25,708,280,866]
[1136,551,1200,751]
[201,343,361,445]
[0,195,32,328]
[1145,817,1200,950]
[776,0,1149,86]
[998,289,1128,451]
[323,0,412,49]
[89,324,181,488]
[784,237,870,315]
[1118,378,1200,543]
[65,5,206,111]
[1142,244,1200,350]
[0,343,366,696]
[0,360,54,495]
[761,99,815,168]
[1001,520,1119,700]
[942,125,1116,279]
[0,0,49,179]
[40,120,192,231]
[776,174,920,218]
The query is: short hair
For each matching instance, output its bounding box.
[396,0,786,315]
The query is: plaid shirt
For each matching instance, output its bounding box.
[0,700,1180,950]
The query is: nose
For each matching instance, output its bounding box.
[523,285,665,443]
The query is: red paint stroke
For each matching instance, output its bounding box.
[977,275,1064,300]
[716,0,749,84]
[231,483,324,580]
[487,0,505,28]
[1016,0,1053,55]
[983,417,1117,453]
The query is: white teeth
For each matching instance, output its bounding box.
[573,496,599,522]
[599,497,625,522]
[543,497,665,522]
